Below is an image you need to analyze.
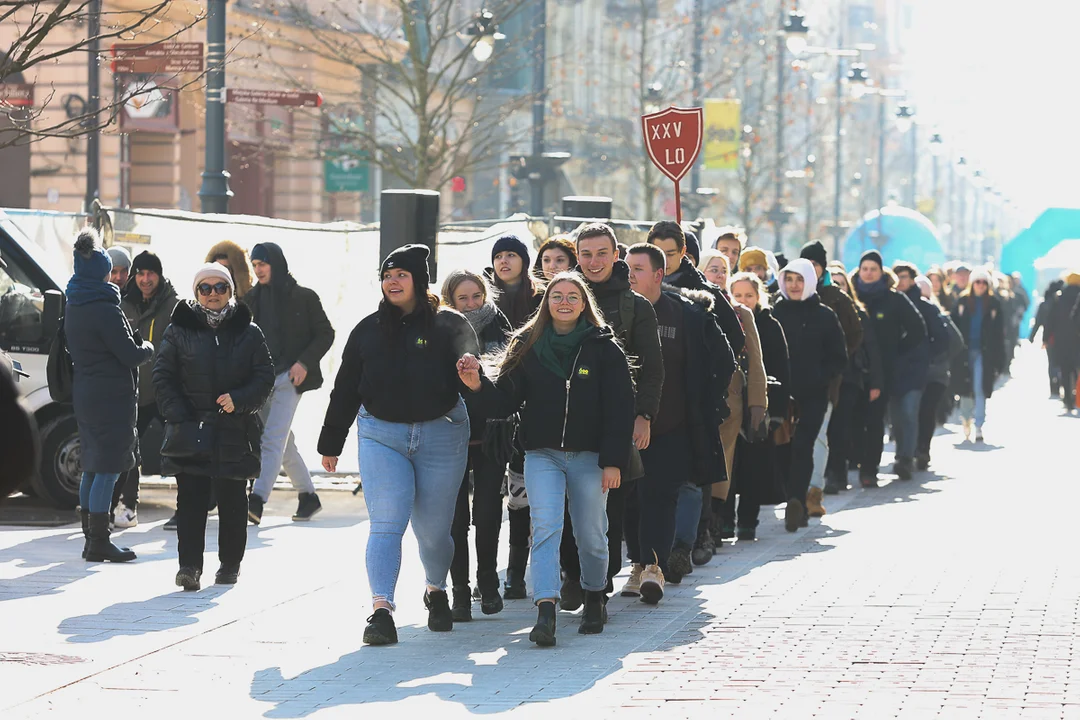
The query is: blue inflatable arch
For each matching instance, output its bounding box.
[841,206,946,274]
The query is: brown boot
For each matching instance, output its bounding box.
[806,487,827,518]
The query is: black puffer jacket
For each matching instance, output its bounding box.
[665,255,745,357]
[852,279,926,394]
[754,305,791,420]
[772,295,847,400]
[121,278,179,407]
[468,325,635,472]
[152,301,275,480]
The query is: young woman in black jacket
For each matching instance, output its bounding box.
[953,267,1007,442]
[457,272,635,647]
[153,264,274,590]
[440,270,514,620]
[318,245,480,646]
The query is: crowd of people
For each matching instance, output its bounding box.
[61,221,1029,648]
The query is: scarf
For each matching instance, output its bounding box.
[533,317,591,380]
[192,298,237,329]
[463,301,498,336]
[855,276,888,299]
[66,275,121,307]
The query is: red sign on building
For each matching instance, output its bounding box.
[111,42,204,74]
[0,83,34,107]
[225,89,323,108]
[641,106,704,223]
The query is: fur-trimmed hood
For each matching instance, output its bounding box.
[170,298,254,333]
[204,240,254,298]
[662,283,715,313]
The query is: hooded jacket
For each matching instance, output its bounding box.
[204,241,254,299]
[772,260,847,400]
[244,242,335,393]
[665,254,745,357]
[580,260,664,419]
[468,324,635,473]
[121,276,179,407]
[152,300,275,480]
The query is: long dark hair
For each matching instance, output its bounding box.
[531,236,578,282]
[491,258,540,328]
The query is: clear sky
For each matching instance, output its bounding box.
[905,0,1080,226]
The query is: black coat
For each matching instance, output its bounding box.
[754,305,791,420]
[891,287,949,396]
[121,278,179,407]
[1052,284,1080,367]
[771,294,847,401]
[66,296,154,474]
[152,301,275,480]
[469,325,635,472]
[856,284,926,394]
[665,255,745,357]
[953,294,1007,398]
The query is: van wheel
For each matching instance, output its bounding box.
[32,415,81,509]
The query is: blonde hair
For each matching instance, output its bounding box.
[697,248,729,273]
[729,271,769,308]
[441,269,497,309]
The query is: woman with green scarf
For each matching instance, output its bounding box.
[457,272,634,647]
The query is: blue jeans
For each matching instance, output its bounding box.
[356,400,470,608]
[80,472,121,514]
[674,483,702,548]
[959,350,986,428]
[890,389,922,461]
[524,449,608,603]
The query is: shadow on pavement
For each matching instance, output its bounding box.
[58,585,234,643]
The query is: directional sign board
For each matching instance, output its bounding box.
[225,89,323,108]
[0,83,34,107]
[111,42,203,74]
[641,106,704,223]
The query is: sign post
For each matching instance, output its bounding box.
[225,89,323,107]
[111,42,204,74]
[641,106,703,223]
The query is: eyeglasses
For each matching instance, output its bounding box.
[549,293,582,306]
[197,282,231,296]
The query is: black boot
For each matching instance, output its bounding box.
[503,545,528,600]
[529,601,557,647]
[578,590,605,635]
[424,589,454,632]
[85,512,136,563]
[559,574,583,611]
[80,508,90,560]
[451,585,473,622]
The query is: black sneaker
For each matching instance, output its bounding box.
[894,459,913,481]
[736,526,756,541]
[668,544,692,582]
[247,494,264,525]
[164,513,179,531]
[451,585,473,622]
[479,587,504,615]
[424,590,454,632]
[175,566,201,591]
[915,454,931,471]
[215,564,240,585]
[292,492,322,521]
[363,608,398,645]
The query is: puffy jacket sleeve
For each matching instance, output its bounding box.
[229,325,275,415]
[152,325,192,423]
[440,309,482,395]
[630,294,664,418]
[297,289,335,372]
[101,304,154,368]
[738,304,768,411]
[702,307,737,421]
[896,292,928,355]
[317,321,366,457]
[598,338,635,472]
[467,349,527,421]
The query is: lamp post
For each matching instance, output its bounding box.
[894,103,915,207]
[769,9,810,251]
[528,3,545,216]
[689,0,704,195]
[929,131,943,223]
[198,0,232,213]
[85,0,101,211]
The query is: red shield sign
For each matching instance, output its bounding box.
[641,106,704,184]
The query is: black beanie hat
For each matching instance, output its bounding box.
[774,253,789,270]
[381,244,430,288]
[860,249,884,270]
[684,230,701,266]
[491,235,530,268]
[130,250,163,277]
[800,240,828,269]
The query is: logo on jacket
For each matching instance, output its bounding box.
[876,312,885,320]
[416,337,427,348]
[577,366,591,377]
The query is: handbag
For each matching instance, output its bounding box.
[160,420,215,460]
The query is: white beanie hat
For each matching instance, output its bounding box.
[192,262,235,296]
[915,275,933,298]
[970,266,994,288]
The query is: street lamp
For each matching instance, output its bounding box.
[929,132,944,156]
[847,64,871,99]
[462,10,505,62]
[894,103,915,134]
[929,132,943,223]
[784,10,810,56]
[644,83,663,114]
[956,156,968,176]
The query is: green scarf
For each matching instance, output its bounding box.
[533,318,592,379]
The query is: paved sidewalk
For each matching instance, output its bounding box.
[2,347,1079,719]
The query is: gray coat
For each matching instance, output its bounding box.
[66,298,154,473]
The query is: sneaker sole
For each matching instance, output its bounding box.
[363,629,398,645]
[620,587,641,597]
[176,577,200,592]
[247,512,261,525]
[291,507,321,521]
[529,628,556,646]
[639,581,663,605]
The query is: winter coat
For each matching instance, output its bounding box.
[66,291,154,474]
[665,254,745,357]
[582,260,664,419]
[152,301,274,480]
[204,241,254,299]
[771,295,847,402]
[465,304,514,443]
[753,305,791,423]
[891,287,949,396]
[468,325,635,473]
[953,293,1007,398]
[244,243,335,392]
[854,280,927,394]
[818,281,863,358]
[121,278,179,408]
[485,267,543,330]
[1053,283,1080,367]
[928,311,965,386]
[318,307,481,457]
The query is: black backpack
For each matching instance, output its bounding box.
[47,316,74,403]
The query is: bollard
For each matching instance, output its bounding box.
[379,189,440,279]
[561,196,612,222]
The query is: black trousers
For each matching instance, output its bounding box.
[825,381,859,478]
[860,394,890,475]
[450,444,506,592]
[1065,366,1078,410]
[176,474,247,571]
[112,404,160,510]
[788,391,829,502]
[917,382,947,457]
[624,431,691,573]
[561,480,631,593]
[720,436,767,530]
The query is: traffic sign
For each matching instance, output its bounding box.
[0,83,34,107]
[641,106,704,223]
[111,42,203,74]
[225,89,323,107]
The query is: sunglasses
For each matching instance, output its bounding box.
[197,282,231,296]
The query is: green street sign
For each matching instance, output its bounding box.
[324,154,370,193]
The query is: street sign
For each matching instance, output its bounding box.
[111,42,203,74]
[123,81,170,119]
[0,83,34,107]
[226,89,323,107]
[324,153,370,193]
[641,106,703,223]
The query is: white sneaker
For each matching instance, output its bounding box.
[962,419,972,441]
[113,502,138,529]
[621,564,644,597]
[975,426,984,443]
[639,561,665,605]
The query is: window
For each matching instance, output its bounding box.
[0,253,45,348]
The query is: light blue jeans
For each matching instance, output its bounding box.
[810,406,833,489]
[356,399,470,608]
[890,389,923,460]
[959,350,986,428]
[253,371,316,502]
[80,472,121,514]
[674,482,702,548]
[524,449,608,603]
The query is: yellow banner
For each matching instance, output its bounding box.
[704,99,741,171]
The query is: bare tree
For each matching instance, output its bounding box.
[0,1,210,149]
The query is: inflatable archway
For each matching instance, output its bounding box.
[841,205,946,273]
[1001,208,1080,331]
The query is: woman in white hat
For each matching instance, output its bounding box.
[952,267,1006,442]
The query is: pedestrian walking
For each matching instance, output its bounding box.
[915,276,965,469]
[953,267,1007,442]
[1030,280,1065,397]
[1049,272,1080,410]
[113,250,179,529]
[457,272,635,646]
[107,246,131,288]
[440,270,514,621]
[772,259,847,531]
[246,242,335,524]
[65,229,154,562]
[205,240,254,299]
[152,264,274,591]
[737,247,773,285]
[319,245,478,646]
[532,236,577,282]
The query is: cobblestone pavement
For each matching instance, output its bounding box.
[2,347,1078,719]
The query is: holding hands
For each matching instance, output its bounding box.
[457,353,482,391]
